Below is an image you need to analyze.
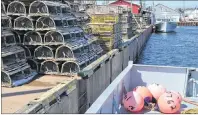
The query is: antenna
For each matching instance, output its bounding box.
[131,0,133,13]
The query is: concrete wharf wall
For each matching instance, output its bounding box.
[177,22,198,26]
[16,26,153,114]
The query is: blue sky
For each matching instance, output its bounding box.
[96,1,198,9]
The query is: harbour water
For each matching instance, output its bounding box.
[137,26,198,68]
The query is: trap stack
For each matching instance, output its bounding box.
[87,5,137,53]
[1,0,103,78]
[1,1,37,87]
[87,5,123,54]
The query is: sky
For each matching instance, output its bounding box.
[96,1,198,9]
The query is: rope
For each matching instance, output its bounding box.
[181,108,198,114]
[183,98,198,106]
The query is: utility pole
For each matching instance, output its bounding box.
[106,0,109,5]
[140,0,142,10]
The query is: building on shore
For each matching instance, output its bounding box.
[153,4,181,22]
[183,8,198,21]
[109,0,141,14]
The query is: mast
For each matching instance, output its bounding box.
[183,0,185,21]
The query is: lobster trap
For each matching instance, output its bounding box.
[1,30,16,47]
[34,46,54,60]
[1,16,12,30]
[23,31,43,45]
[55,45,75,60]
[89,23,121,34]
[86,5,124,15]
[97,33,122,53]
[61,61,80,75]
[40,60,60,75]
[14,16,34,31]
[29,1,62,16]
[7,1,26,16]
[90,14,121,24]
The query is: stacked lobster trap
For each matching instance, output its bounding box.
[119,7,134,40]
[1,0,103,86]
[1,1,37,87]
[86,5,123,54]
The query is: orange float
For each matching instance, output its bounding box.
[169,90,182,103]
[123,91,144,113]
[157,92,181,114]
[147,83,166,100]
[133,86,153,103]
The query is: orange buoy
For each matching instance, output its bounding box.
[157,92,181,114]
[123,91,144,113]
[147,83,166,100]
[133,86,153,103]
[168,90,182,103]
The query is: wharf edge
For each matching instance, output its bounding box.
[12,26,153,114]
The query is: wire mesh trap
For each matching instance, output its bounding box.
[27,59,39,71]
[61,61,80,75]
[1,46,25,58]
[13,31,22,44]
[55,45,75,60]
[36,16,56,31]
[1,30,16,47]
[34,46,54,59]
[7,1,26,16]
[14,16,34,30]
[29,1,62,16]
[44,31,64,45]
[40,60,60,74]
[20,46,32,59]
[1,2,6,16]
[23,31,43,45]
[1,16,12,30]
[2,67,36,87]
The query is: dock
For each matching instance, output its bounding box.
[177,22,198,26]
[1,0,154,114]
[9,26,152,114]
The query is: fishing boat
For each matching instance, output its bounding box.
[155,17,177,32]
[151,3,179,33]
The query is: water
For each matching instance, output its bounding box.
[137,26,198,68]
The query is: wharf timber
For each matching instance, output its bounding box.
[2,26,153,114]
[177,22,198,26]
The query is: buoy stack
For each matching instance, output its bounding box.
[123,83,183,114]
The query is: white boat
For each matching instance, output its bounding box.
[155,18,177,32]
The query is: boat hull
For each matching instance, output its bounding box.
[155,22,177,32]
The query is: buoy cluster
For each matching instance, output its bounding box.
[123,83,182,114]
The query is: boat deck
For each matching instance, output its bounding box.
[2,75,77,113]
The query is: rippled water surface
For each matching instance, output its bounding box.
[137,26,198,68]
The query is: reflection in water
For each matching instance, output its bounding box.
[137,26,198,68]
